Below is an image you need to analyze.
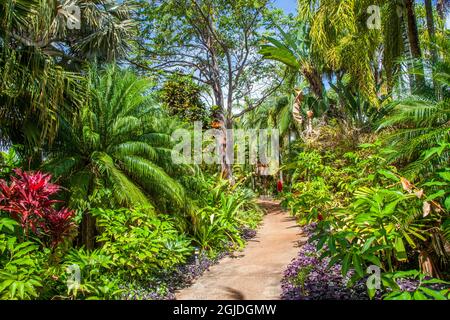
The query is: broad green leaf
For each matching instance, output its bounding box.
[438,172,450,182]
[445,197,450,211]
[413,291,428,300]
[420,287,448,300]
[377,170,398,181]
[426,190,445,201]
[363,254,381,267]
[391,270,420,279]
[394,237,407,261]
[385,291,412,300]
[352,254,364,277]
[342,253,351,276]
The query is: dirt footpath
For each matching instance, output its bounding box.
[175,200,305,300]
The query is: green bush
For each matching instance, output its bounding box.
[93,208,193,279]
[0,217,45,300]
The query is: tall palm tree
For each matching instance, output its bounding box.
[403,0,426,89]
[43,65,188,248]
[0,0,136,156]
[260,22,324,99]
[296,0,382,104]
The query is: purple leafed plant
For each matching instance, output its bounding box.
[281,224,369,300]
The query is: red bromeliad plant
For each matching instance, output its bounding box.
[0,169,75,247]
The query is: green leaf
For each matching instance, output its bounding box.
[9,281,18,298]
[420,287,448,300]
[17,282,25,299]
[0,279,14,293]
[368,287,377,300]
[413,290,428,300]
[394,237,407,261]
[421,278,450,285]
[391,270,420,279]
[426,190,445,201]
[381,276,400,290]
[361,237,376,253]
[385,291,412,300]
[445,197,450,211]
[382,199,400,216]
[438,172,450,182]
[0,218,18,232]
[363,254,381,267]
[328,237,336,253]
[352,254,364,277]
[401,231,417,249]
[422,181,447,187]
[342,253,351,277]
[377,170,398,181]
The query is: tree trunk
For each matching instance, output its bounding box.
[425,0,440,95]
[437,0,447,20]
[302,65,324,98]
[404,0,422,58]
[401,16,415,94]
[81,212,96,250]
[425,0,436,42]
[404,0,425,89]
[219,115,234,182]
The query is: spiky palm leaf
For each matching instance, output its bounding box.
[43,65,187,211]
[379,40,450,178]
[0,0,136,150]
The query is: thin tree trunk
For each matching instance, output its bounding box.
[404,0,425,90]
[405,0,422,58]
[302,65,323,98]
[220,116,234,182]
[425,0,440,95]
[425,0,436,42]
[81,212,96,250]
[402,17,415,94]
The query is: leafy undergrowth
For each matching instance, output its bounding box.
[282,224,450,300]
[281,224,368,300]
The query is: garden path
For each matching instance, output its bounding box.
[175,199,305,300]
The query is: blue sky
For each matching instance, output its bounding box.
[273,0,297,14]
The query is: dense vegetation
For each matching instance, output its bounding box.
[0,0,449,300]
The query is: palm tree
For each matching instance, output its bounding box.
[296,0,383,103]
[260,22,323,99]
[0,0,81,152]
[43,65,188,248]
[403,0,426,89]
[0,0,136,156]
[379,41,450,179]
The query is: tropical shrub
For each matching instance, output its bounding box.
[282,224,368,300]
[58,247,122,300]
[383,270,450,300]
[0,169,76,248]
[0,217,45,300]
[93,207,192,279]
[281,138,449,300]
[188,177,263,253]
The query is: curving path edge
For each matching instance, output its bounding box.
[175,199,305,300]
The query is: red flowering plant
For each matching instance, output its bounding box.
[0,169,75,248]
